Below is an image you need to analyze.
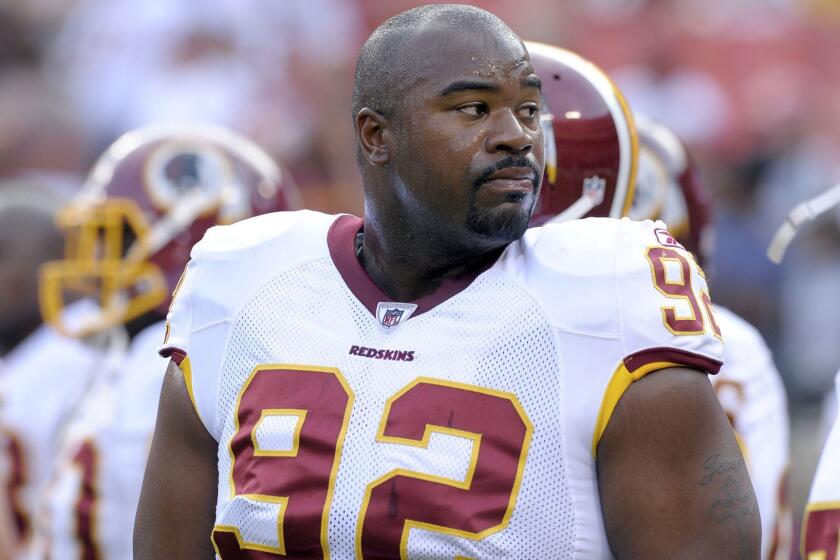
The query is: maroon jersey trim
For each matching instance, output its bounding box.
[159,345,187,362]
[623,346,722,375]
[327,214,493,319]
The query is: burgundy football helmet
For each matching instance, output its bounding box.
[526,42,638,225]
[628,114,714,267]
[40,122,302,337]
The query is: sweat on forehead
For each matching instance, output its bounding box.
[352,4,524,119]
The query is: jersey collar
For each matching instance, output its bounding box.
[327,214,494,321]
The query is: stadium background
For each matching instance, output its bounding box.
[1,0,839,555]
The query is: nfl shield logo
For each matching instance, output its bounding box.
[582,175,606,205]
[376,302,418,330]
[382,308,403,327]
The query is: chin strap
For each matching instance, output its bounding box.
[767,182,840,264]
[546,196,600,224]
[128,189,220,261]
[545,175,608,225]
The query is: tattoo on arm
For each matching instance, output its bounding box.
[700,454,758,560]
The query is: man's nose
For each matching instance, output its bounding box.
[485,109,535,155]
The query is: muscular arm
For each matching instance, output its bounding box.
[597,367,761,559]
[134,359,218,559]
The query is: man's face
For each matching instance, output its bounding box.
[389,25,544,244]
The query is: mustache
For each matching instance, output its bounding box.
[473,156,542,189]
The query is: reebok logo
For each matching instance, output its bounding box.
[654,227,685,249]
[349,345,415,362]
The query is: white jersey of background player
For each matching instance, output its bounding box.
[0,179,106,556]
[26,123,301,559]
[0,359,18,560]
[0,301,106,553]
[626,115,792,559]
[28,322,164,560]
[768,181,840,559]
[803,370,840,559]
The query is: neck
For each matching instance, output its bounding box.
[358,214,505,302]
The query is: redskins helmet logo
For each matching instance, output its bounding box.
[144,140,233,216]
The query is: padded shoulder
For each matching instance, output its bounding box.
[193,210,336,260]
[501,217,723,369]
[159,211,341,436]
[163,210,338,350]
[499,217,623,336]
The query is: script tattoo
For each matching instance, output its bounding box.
[699,453,739,486]
[700,453,758,560]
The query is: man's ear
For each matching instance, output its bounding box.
[355,108,391,166]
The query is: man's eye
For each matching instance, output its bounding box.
[457,103,488,117]
[518,104,539,120]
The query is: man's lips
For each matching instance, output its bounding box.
[481,167,537,192]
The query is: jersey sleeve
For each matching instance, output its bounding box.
[157,233,230,439]
[157,253,212,435]
[615,218,723,373]
[160,261,194,361]
[592,219,724,453]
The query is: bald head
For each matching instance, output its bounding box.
[352,4,523,121]
[352,4,542,263]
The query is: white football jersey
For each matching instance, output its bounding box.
[30,321,167,560]
[804,370,840,560]
[821,387,837,444]
[162,211,723,559]
[712,306,791,560]
[0,301,102,550]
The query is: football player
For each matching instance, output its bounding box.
[0,177,106,558]
[768,181,840,559]
[525,42,637,226]
[805,379,840,559]
[627,115,793,560]
[136,6,759,558]
[0,425,14,560]
[26,122,300,559]
[530,40,791,559]
[530,43,792,557]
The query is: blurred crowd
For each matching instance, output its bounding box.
[3,0,840,394]
[2,0,840,555]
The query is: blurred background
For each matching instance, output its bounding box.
[1,0,838,554]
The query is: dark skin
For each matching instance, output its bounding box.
[134,361,218,559]
[598,368,760,559]
[356,22,543,301]
[135,16,759,559]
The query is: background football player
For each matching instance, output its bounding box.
[803,373,840,559]
[628,115,793,560]
[767,181,840,559]
[525,41,637,226]
[24,122,301,560]
[530,41,791,560]
[0,176,106,558]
